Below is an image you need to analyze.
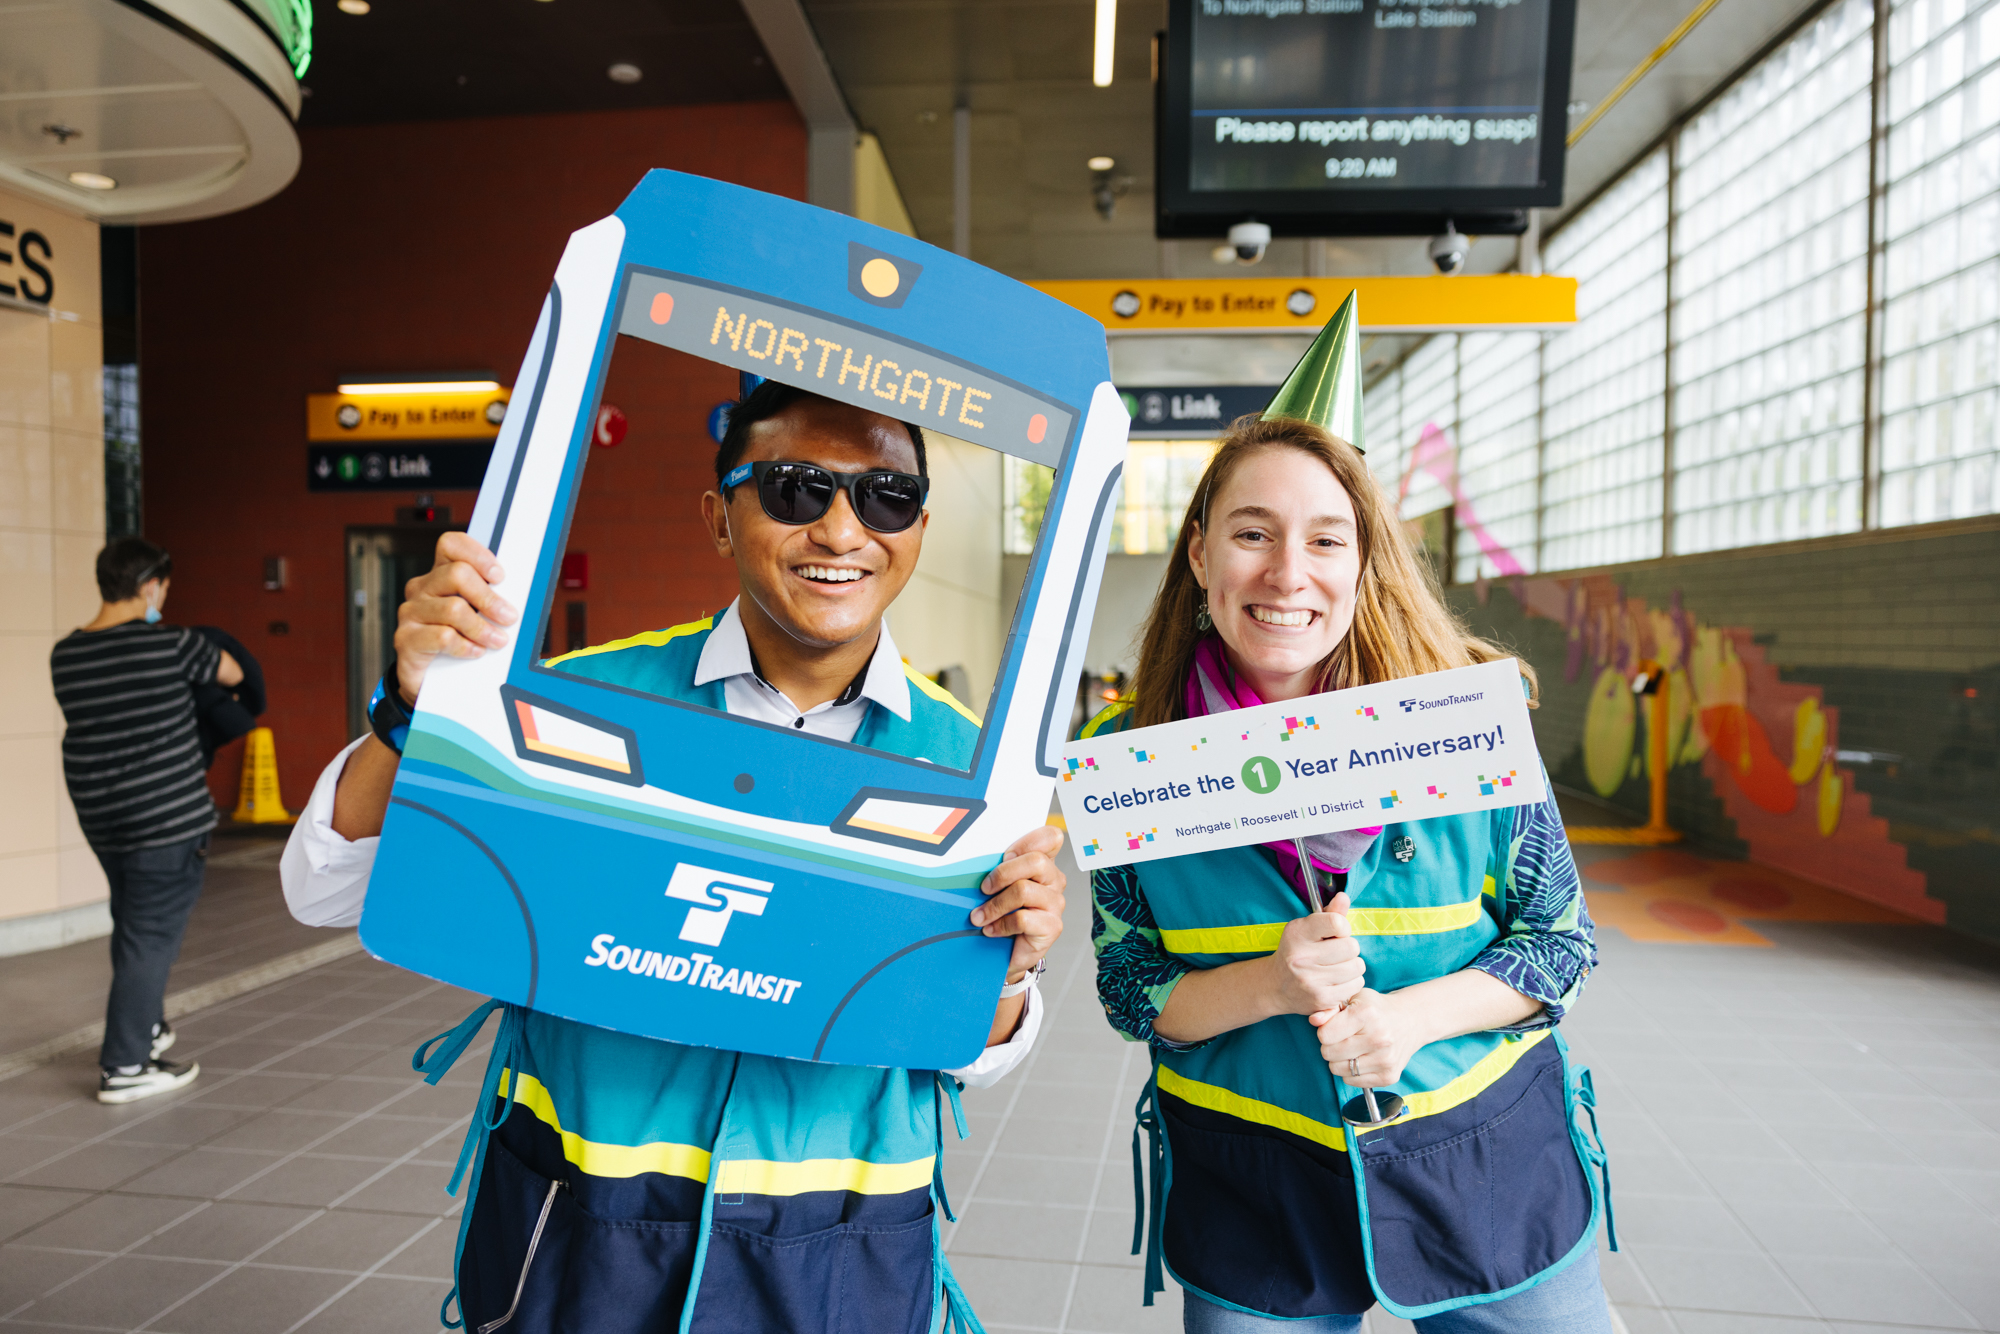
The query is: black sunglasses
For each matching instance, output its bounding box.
[721,461,930,534]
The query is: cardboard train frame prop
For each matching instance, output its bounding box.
[359,170,1127,1071]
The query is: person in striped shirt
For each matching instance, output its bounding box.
[50,537,242,1104]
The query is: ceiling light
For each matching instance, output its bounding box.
[337,0,369,12]
[68,171,116,190]
[608,63,642,84]
[1093,0,1116,86]
[338,379,503,395]
[1088,155,1115,172]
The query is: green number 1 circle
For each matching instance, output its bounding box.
[1241,756,1281,794]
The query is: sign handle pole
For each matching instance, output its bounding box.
[1295,835,1386,1125]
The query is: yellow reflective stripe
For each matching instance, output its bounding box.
[1157,1064,1348,1151]
[1160,895,1489,955]
[1161,923,1285,955]
[1350,897,1486,935]
[543,615,714,668]
[1158,1028,1551,1146]
[1483,874,1497,897]
[1392,1029,1549,1128]
[500,1072,711,1182]
[499,1072,933,1195]
[715,1155,936,1197]
[903,664,982,726]
[1079,700,1133,738]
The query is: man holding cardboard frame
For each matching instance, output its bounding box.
[282,380,1065,1333]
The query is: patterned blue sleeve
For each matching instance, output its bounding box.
[1470,792,1597,1030]
[1091,863,1204,1052]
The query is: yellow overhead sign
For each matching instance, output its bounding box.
[307,388,512,442]
[1030,275,1575,333]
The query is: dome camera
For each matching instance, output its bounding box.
[1428,221,1471,275]
[1227,220,1272,264]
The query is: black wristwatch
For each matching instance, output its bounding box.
[368,667,414,755]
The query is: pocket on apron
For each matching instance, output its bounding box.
[691,1206,936,1334]
[1353,1040,1593,1313]
[1157,1091,1374,1318]
[462,1132,699,1334]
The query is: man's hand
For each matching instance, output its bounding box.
[392,533,520,704]
[1311,988,1423,1088]
[1264,892,1366,1017]
[972,824,1066,983]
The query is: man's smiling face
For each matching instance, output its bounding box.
[707,396,927,651]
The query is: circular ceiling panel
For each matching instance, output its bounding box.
[0,0,302,223]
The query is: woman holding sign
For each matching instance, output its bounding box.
[1085,297,1612,1333]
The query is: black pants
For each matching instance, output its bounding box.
[91,833,208,1070]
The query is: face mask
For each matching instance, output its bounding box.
[142,590,162,624]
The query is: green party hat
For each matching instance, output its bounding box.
[1262,290,1363,453]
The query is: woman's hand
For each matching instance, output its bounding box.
[1311,988,1425,1088]
[391,532,520,704]
[1264,892,1366,1016]
[1314,969,1542,1087]
[973,824,1066,983]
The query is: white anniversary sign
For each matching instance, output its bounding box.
[1058,659,1547,868]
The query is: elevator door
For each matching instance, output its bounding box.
[347,527,458,739]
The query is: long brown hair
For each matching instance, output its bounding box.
[1127,416,1536,728]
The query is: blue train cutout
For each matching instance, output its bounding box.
[360,170,1127,1070]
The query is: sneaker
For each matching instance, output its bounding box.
[98,1058,199,1104]
[150,1021,175,1060]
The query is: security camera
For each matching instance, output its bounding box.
[1428,222,1471,275]
[1227,220,1272,264]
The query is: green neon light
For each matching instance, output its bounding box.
[289,0,312,77]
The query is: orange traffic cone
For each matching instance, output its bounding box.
[232,726,293,824]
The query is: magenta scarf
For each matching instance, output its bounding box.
[1184,635,1380,894]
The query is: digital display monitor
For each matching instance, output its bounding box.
[1156,0,1577,237]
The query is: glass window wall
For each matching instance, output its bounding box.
[1672,0,1873,553]
[1880,0,2000,524]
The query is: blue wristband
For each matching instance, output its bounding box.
[368,672,411,755]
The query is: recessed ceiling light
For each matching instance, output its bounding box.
[337,0,369,13]
[68,171,116,190]
[1088,156,1115,172]
[608,63,642,84]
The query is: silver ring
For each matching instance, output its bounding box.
[1348,1057,1358,1077]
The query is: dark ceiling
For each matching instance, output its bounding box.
[289,0,1828,280]
[296,0,788,127]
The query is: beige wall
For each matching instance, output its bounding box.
[0,186,105,944]
[894,433,1005,716]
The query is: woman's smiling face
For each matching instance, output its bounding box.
[1189,444,1363,703]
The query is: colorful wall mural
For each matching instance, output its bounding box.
[1397,416,2000,944]
[1501,574,1941,924]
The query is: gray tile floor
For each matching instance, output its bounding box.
[2,830,331,1069]
[1,833,1996,1332]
